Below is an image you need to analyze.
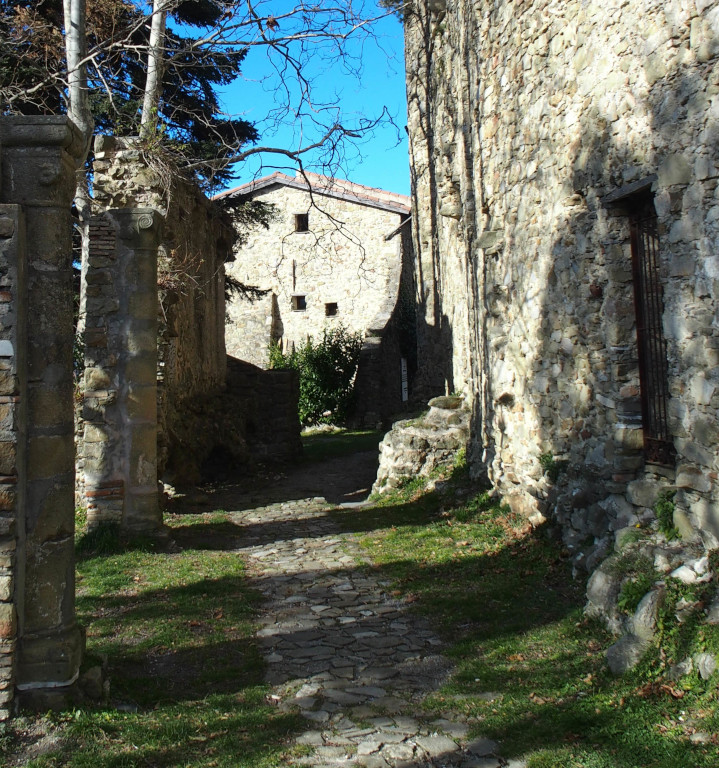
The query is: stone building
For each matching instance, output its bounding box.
[404,0,719,567]
[217,171,415,424]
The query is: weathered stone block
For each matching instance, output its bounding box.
[28,385,73,429]
[127,384,157,421]
[84,367,112,391]
[17,621,84,689]
[0,574,12,601]
[124,357,156,385]
[124,492,160,532]
[0,442,16,476]
[0,372,16,396]
[27,434,74,481]
[613,426,643,451]
[0,603,16,639]
[28,484,74,542]
[676,466,711,493]
[0,486,16,512]
[0,514,16,537]
[626,479,662,509]
[658,154,692,187]
[630,588,663,642]
[21,536,75,632]
[607,633,650,675]
[689,497,719,546]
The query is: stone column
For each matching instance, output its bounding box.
[0,116,84,706]
[81,209,162,534]
[0,203,27,719]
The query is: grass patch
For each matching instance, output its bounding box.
[339,475,719,768]
[300,428,383,464]
[2,511,304,768]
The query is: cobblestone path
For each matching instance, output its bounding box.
[227,495,523,768]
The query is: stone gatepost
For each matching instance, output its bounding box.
[0,117,84,714]
[0,202,26,719]
[81,209,163,534]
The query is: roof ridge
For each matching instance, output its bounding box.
[215,170,409,207]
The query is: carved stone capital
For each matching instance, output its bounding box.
[0,117,85,157]
[0,117,85,207]
[107,208,164,250]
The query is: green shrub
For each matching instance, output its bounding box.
[539,453,560,483]
[617,572,654,614]
[655,489,679,540]
[269,325,363,426]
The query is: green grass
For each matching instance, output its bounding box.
[300,428,383,463]
[337,476,719,768]
[1,511,305,768]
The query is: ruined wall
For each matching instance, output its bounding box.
[405,0,719,565]
[225,181,408,365]
[91,137,233,480]
[80,209,163,531]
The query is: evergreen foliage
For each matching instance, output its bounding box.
[269,325,363,426]
[0,0,257,188]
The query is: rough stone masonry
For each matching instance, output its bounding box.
[404,0,719,570]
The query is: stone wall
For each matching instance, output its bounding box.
[352,220,418,427]
[225,357,302,463]
[90,137,234,481]
[79,209,163,532]
[224,177,409,365]
[405,0,719,566]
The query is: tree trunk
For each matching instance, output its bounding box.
[64,0,94,343]
[141,0,168,137]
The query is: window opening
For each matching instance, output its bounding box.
[294,213,309,232]
[629,203,674,466]
[291,295,306,311]
[325,302,338,316]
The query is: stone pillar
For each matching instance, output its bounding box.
[81,209,162,534]
[0,203,27,719]
[0,116,84,709]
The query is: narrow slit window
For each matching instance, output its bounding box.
[325,302,338,317]
[294,213,309,232]
[291,295,306,311]
[629,204,674,466]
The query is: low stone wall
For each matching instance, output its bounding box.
[372,396,470,495]
[162,357,302,486]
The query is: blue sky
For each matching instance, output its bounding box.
[218,4,410,197]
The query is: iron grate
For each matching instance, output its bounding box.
[629,211,675,466]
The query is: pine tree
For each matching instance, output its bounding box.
[1,0,257,188]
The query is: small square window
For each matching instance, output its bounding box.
[325,302,338,317]
[294,213,309,232]
[291,295,306,311]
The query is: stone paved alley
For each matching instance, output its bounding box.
[210,451,524,768]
